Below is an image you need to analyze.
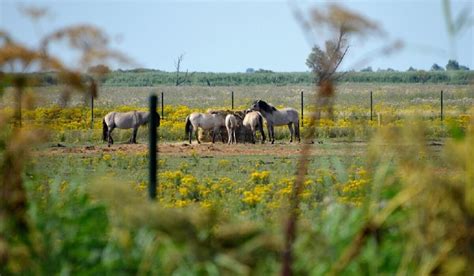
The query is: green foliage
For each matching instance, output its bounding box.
[430,63,445,71]
[1,116,473,274]
[446,59,460,70]
[27,179,110,275]
[23,70,474,87]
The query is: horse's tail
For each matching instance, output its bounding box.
[102,118,108,141]
[185,115,192,136]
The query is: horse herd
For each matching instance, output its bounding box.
[102,100,300,146]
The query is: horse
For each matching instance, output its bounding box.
[250,100,300,144]
[102,111,160,146]
[185,112,226,144]
[243,109,266,144]
[225,113,243,144]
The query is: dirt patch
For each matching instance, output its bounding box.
[40,141,367,157]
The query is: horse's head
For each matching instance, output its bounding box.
[251,100,262,111]
[144,112,160,127]
[251,100,275,113]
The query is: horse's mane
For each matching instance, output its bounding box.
[256,100,277,113]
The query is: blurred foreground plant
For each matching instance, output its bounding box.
[0,112,47,273]
[329,113,474,275]
[283,3,389,275]
[0,6,129,274]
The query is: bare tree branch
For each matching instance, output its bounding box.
[174,54,194,86]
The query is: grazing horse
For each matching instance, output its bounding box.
[250,100,300,144]
[225,114,243,144]
[243,110,266,144]
[185,112,226,144]
[102,111,160,146]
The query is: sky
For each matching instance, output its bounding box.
[0,0,473,72]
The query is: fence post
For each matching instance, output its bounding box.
[15,87,22,128]
[161,91,164,119]
[440,90,444,121]
[149,94,158,200]
[231,91,234,110]
[370,91,373,121]
[300,90,304,127]
[91,92,94,129]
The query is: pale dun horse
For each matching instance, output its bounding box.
[185,112,226,144]
[250,100,300,144]
[225,114,243,144]
[102,111,160,146]
[243,110,266,144]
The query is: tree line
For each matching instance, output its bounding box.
[29,69,473,87]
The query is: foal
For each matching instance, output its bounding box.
[225,113,243,144]
[243,110,266,144]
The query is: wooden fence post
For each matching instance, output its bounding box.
[300,90,304,127]
[231,91,234,110]
[149,94,158,200]
[16,87,22,128]
[370,91,373,121]
[91,92,94,129]
[440,90,444,121]
[160,92,164,119]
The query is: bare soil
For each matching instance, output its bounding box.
[42,141,368,157]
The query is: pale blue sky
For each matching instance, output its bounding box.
[1,0,473,72]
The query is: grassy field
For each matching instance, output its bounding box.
[1,83,472,144]
[24,127,471,274]
[2,83,472,108]
[2,83,473,274]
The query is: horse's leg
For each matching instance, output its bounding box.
[131,127,138,144]
[259,125,266,144]
[189,126,193,144]
[295,121,301,142]
[195,129,201,144]
[211,128,216,144]
[251,127,256,144]
[227,127,232,145]
[267,125,273,144]
[221,128,226,143]
[288,123,294,143]
[271,126,275,144]
[233,129,237,144]
[108,126,115,147]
